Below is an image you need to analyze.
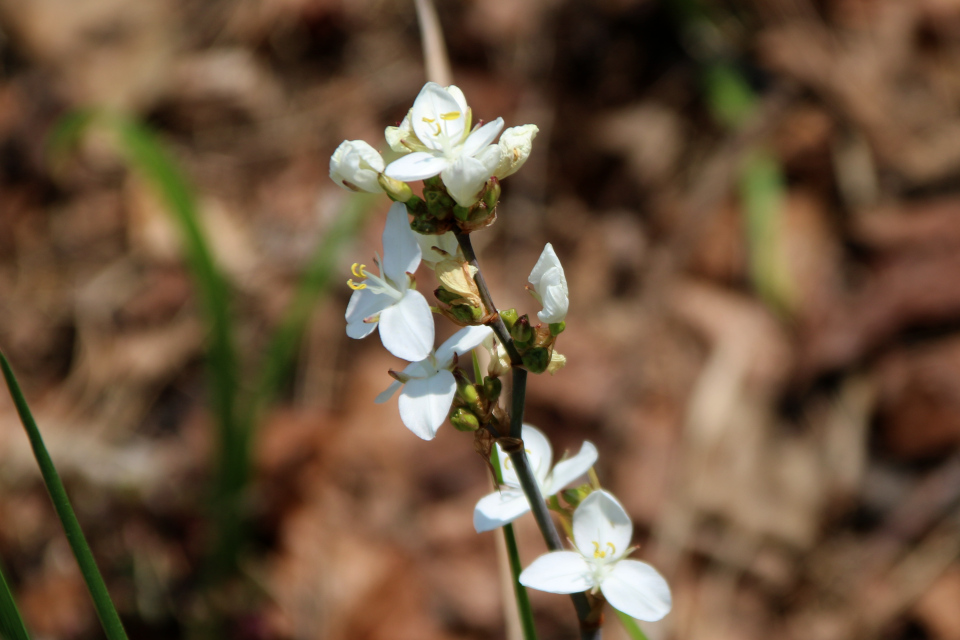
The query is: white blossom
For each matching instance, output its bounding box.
[415,231,463,269]
[330,140,385,193]
[474,424,597,532]
[384,82,504,207]
[528,243,569,324]
[375,325,493,440]
[345,202,434,361]
[519,490,672,622]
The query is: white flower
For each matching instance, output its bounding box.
[474,424,597,532]
[415,231,463,269]
[330,140,385,193]
[494,125,539,179]
[519,490,672,622]
[528,243,569,324]
[384,82,504,207]
[345,202,434,361]
[375,325,493,440]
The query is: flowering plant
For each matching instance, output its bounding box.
[331,81,670,639]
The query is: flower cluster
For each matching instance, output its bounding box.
[332,81,670,629]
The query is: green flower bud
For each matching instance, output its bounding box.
[457,379,481,406]
[449,304,476,324]
[511,315,532,343]
[500,308,519,329]
[404,195,426,216]
[378,173,413,202]
[450,407,480,432]
[483,376,502,402]
[549,321,566,336]
[482,177,501,210]
[561,484,593,508]
[521,346,550,373]
[435,287,461,305]
[411,216,440,235]
[453,204,472,221]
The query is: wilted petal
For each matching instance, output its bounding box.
[473,489,530,532]
[462,118,504,157]
[572,490,633,561]
[385,111,418,154]
[416,231,461,268]
[441,155,492,207]
[398,369,456,440]
[385,152,450,182]
[545,441,598,495]
[602,560,672,622]
[381,202,421,282]
[519,552,594,594]
[345,288,391,339]
[378,290,434,362]
[495,124,538,179]
[435,325,494,367]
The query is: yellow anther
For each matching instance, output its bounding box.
[347,280,367,291]
[607,542,616,555]
[592,541,606,559]
[351,263,367,278]
[422,117,436,123]
[440,111,461,120]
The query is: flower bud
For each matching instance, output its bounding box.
[457,379,481,406]
[483,376,502,402]
[561,484,593,509]
[511,315,532,343]
[494,125,538,179]
[549,321,566,336]
[482,177,501,211]
[411,216,440,235]
[378,173,413,202]
[521,347,550,373]
[450,407,480,432]
[500,308,519,329]
[330,140,385,193]
[453,204,472,222]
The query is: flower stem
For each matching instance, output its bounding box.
[454,232,523,366]
[454,233,602,639]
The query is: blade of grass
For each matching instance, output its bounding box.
[107,117,246,578]
[490,444,538,640]
[614,610,650,640]
[0,557,30,640]
[0,352,128,640]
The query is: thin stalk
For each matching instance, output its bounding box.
[454,233,601,639]
[454,232,522,366]
[0,556,30,640]
[491,435,538,640]
[0,352,129,640]
[413,0,452,86]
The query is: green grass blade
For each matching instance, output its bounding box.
[247,193,377,420]
[490,445,539,640]
[0,352,128,640]
[0,557,30,640]
[106,117,247,577]
[614,609,650,640]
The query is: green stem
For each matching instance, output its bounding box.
[0,352,129,640]
[454,233,601,639]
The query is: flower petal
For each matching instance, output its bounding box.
[441,155,492,207]
[445,84,469,113]
[435,325,494,367]
[473,489,531,532]
[398,369,456,440]
[375,380,403,404]
[495,124,538,179]
[415,231,461,268]
[462,117,504,157]
[545,441,598,495]
[329,140,385,193]
[385,152,450,182]
[528,243,562,289]
[345,288,391,339]
[536,266,569,323]
[601,560,672,622]
[572,490,634,561]
[381,202,421,283]
[411,82,467,151]
[378,290,435,362]
[519,552,594,594]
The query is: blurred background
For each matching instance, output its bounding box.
[3,0,960,638]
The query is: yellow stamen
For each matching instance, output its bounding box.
[592,541,616,559]
[440,111,461,120]
[347,280,366,290]
[351,263,367,278]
